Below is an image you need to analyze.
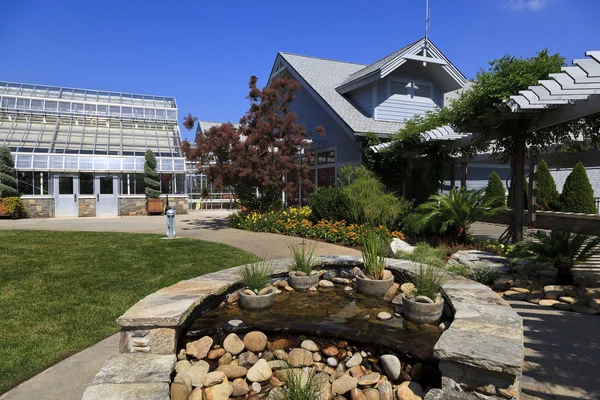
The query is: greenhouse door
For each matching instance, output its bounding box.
[54,175,79,217]
[95,175,118,217]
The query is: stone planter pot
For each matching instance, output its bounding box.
[356,274,394,297]
[288,271,320,290]
[239,287,275,311]
[402,294,444,325]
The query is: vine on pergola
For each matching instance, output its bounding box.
[374,50,600,243]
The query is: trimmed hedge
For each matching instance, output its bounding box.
[536,159,560,211]
[483,171,506,207]
[560,162,597,214]
[308,186,352,223]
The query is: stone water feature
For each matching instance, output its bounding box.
[82,256,524,400]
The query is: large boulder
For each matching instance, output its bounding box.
[447,250,510,275]
[388,238,415,257]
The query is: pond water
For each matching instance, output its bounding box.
[184,283,441,361]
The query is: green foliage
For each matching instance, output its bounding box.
[0,146,18,198]
[559,162,597,214]
[238,260,272,292]
[144,150,161,198]
[483,172,506,208]
[360,230,388,280]
[0,197,29,219]
[363,131,381,172]
[338,165,412,228]
[471,265,500,285]
[410,265,447,300]
[510,229,600,284]
[411,188,505,243]
[273,368,327,400]
[395,243,446,269]
[308,186,351,222]
[536,159,560,211]
[288,240,319,274]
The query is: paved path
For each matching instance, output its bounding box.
[2,215,599,399]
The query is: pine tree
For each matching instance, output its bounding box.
[560,162,597,214]
[144,150,161,198]
[536,159,559,211]
[0,146,18,198]
[483,171,506,207]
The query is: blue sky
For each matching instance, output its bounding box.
[1,0,598,141]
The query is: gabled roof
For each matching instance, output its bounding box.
[276,53,405,136]
[336,38,467,94]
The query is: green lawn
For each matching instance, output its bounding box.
[0,230,259,394]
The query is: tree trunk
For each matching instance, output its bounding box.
[509,138,526,243]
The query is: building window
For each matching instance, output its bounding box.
[317,167,336,188]
[317,150,335,165]
[18,171,34,195]
[16,171,48,195]
[79,173,94,195]
[390,80,431,99]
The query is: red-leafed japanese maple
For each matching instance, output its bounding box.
[183,76,320,212]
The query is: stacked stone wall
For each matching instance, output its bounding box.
[78,197,96,217]
[22,197,53,218]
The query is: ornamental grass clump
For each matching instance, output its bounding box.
[361,230,388,280]
[238,260,273,293]
[273,368,327,400]
[288,240,319,275]
[410,265,447,300]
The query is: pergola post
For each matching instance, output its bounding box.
[528,155,537,227]
[460,161,468,188]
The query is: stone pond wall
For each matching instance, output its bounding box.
[21,196,53,218]
[82,256,524,400]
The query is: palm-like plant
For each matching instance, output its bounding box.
[511,230,600,284]
[414,188,505,243]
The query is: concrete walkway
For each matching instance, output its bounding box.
[1,214,599,399]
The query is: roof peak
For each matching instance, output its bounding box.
[279,52,366,66]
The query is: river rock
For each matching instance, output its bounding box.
[188,360,210,387]
[379,355,401,381]
[363,388,380,400]
[346,353,363,368]
[177,349,187,360]
[243,331,268,352]
[358,372,381,386]
[448,250,510,275]
[493,275,514,291]
[323,272,337,280]
[552,302,571,311]
[301,340,320,352]
[203,380,232,400]
[319,280,334,288]
[377,381,393,400]
[377,312,392,320]
[186,336,213,360]
[349,365,367,378]
[400,283,415,295]
[332,375,358,395]
[322,344,339,356]
[252,382,262,393]
[267,387,284,400]
[188,387,203,400]
[396,381,423,400]
[539,299,559,307]
[218,352,233,366]
[170,382,190,400]
[571,305,599,315]
[203,371,227,388]
[247,359,273,382]
[268,360,289,370]
[388,238,415,257]
[215,365,247,379]
[588,298,600,312]
[334,277,352,285]
[207,348,225,360]
[235,351,255,366]
[288,348,313,367]
[175,360,192,374]
[274,349,288,361]
[351,388,367,400]
[327,357,338,367]
[174,372,193,393]
[503,290,527,301]
[313,353,323,363]
[223,333,245,355]
[231,378,250,397]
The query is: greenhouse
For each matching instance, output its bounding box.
[0,81,188,217]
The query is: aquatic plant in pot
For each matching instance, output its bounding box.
[287,240,320,290]
[356,230,394,297]
[402,265,447,325]
[238,260,276,310]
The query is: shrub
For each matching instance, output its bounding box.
[288,240,319,274]
[536,159,560,211]
[144,150,161,198]
[308,186,351,222]
[0,197,29,219]
[510,229,600,284]
[273,368,327,400]
[410,265,447,300]
[238,260,272,292]
[471,265,500,285]
[0,146,18,198]
[482,172,506,208]
[361,230,388,279]
[559,162,597,214]
[395,243,446,269]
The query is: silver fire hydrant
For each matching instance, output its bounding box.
[166,209,176,239]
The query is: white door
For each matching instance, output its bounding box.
[54,175,79,217]
[95,175,118,217]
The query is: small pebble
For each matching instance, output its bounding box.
[344,286,353,292]
[377,312,392,320]
[252,382,262,393]
[284,286,294,292]
[327,357,338,367]
[228,320,244,327]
